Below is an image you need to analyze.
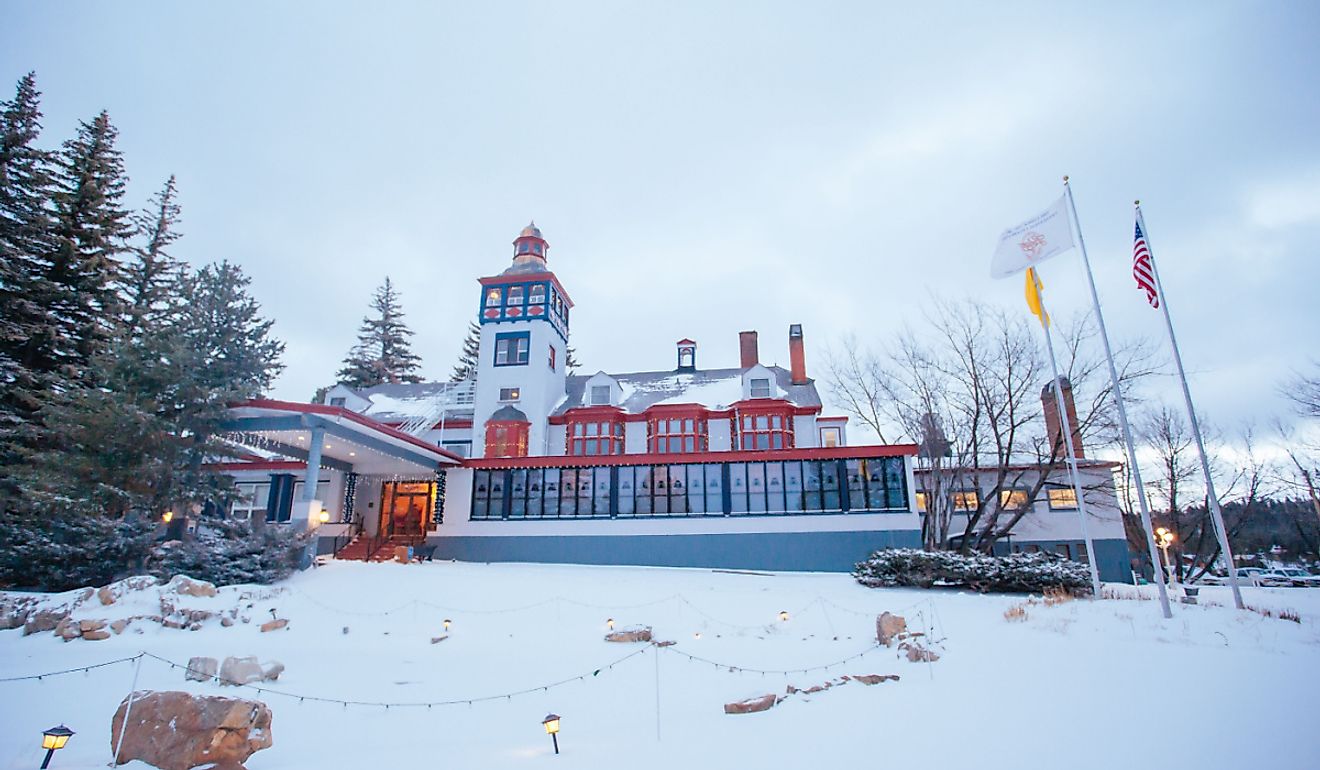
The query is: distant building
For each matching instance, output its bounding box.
[218,223,1131,579]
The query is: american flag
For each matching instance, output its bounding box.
[1132,220,1160,308]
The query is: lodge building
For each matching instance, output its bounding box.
[218,224,1133,579]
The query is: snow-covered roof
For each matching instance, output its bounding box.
[350,381,475,424]
[554,365,820,415]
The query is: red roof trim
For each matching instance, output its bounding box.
[817,416,849,423]
[465,443,918,469]
[230,399,463,464]
[548,405,628,425]
[676,338,696,345]
[478,272,574,307]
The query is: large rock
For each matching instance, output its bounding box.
[853,674,900,685]
[186,657,219,682]
[110,690,273,770]
[23,608,68,636]
[218,656,264,686]
[99,576,159,606]
[604,626,652,643]
[876,612,907,646]
[259,618,287,633]
[169,576,218,598]
[724,694,778,714]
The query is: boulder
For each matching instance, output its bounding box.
[218,656,265,686]
[220,617,234,627]
[876,612,907,646]
[55,618,82,641]
[23,608,68,636]
[604,626,652,643]
[169,576,219,598]
[110,690,273,770]
[852,674,900,685]
[80,618,107,633]
[98,586,117,605]
[83,629,111,641]
[111,619,130,635]
[904,643,940,663]
[186,657,218,682]
[260,618,288,633]
[724,694,777,714]
[261,661,284,681]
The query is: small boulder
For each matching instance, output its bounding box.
[186,657,218,682]
[111,619,130,635]
[80,618,107,633]
[724,694,777,714]
[853,674,900,685]
[261,661,284,681]
[55,618,82,641]
[98,586,117,605]
[604,626,652,643]
[218,656,265,686]
[876,612,907,646]
[904,643,940,663]
[260,618,288,633]
[83,629,111,641]
[169,576,219,598]
[220,617,234,628]
[110,690,273,770]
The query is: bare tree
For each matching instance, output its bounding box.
[825,296,1158,553]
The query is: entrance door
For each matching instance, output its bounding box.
[379,481,434,538]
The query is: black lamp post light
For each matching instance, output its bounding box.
[542,713,561,755]
[40,725,74,769]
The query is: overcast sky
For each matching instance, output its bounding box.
[6,2,1318,443]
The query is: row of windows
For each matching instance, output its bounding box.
[470,457,908,520]
[569,421,625,455]
[483,283,568,323]
[915,487,1079,512]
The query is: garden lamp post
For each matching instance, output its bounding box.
[1156,527,1176,585]
[40,725,73,769]
[542,713,560,755]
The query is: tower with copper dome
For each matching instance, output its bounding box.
[470,222,573,458]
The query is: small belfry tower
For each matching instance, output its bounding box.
[471,222,573,458]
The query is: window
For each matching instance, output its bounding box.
[820,426,841,448]
[441,441,470,458]
[999,489,1030,511]
[494,332,530,366]
[485,287,502,307]
[749,378,771,398]
[1047,487,1078,510]
[953,490,980,511]
[507,285,525,305]
[484,421,529,458]
[329,397,346,407]
[649,415,707,453]
[499,387,521,402]
[230,482,270,520]
[737,409,794,450]
[590,385,611,405]
[548,346,557,371]
[529,284,546,304]
[568,420,625,456]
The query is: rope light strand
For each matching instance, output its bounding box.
[0,654,143,683]
[657,643,884,676]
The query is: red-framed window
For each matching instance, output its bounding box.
[485,421,529,458]
[735,405,795,450]
[648,412,708,454]
[567,420,625,455]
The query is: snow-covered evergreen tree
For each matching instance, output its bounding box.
[337,277,423,388]
[450,321,480,382]
[0,73,57,477]
[121,176,184,340]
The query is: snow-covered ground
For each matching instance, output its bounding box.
[3,561,1318,769]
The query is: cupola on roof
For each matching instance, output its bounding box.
[504,220,551,275]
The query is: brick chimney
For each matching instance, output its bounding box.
[1041,376,1084,459]
[789,324,807,384]
[739,331,759,368]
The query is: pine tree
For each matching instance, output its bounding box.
[451,320,481,381]
[121,176,184,340]
[566,346,580,374]
[0,73,57,475]
[41,110,133,382]
[337,277,423,388]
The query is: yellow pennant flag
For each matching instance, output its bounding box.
[1025,267,1049,328]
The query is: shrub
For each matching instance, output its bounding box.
[854,548,1093,595]
[149,519,310,586]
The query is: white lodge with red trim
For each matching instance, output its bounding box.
[219,224,1132,579]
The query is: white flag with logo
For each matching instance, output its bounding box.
[990,195,1075,279]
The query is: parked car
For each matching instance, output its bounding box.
[1231,567,1270,586]
[1258,568,1320,588]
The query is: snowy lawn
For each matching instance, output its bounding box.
[2,561,1318,769]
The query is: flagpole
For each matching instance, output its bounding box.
[1063,177,1173,619]
[1031,269,1103,596]
[1135,202,1245,609]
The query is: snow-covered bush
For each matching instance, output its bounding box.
[854,548,1092,595]
[150,520,309,586]
[0,511,156,590]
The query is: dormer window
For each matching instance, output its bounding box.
[749,378,771,398]
[590,385,611,406]
[508,285,524,305]
[676,339,697,372]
